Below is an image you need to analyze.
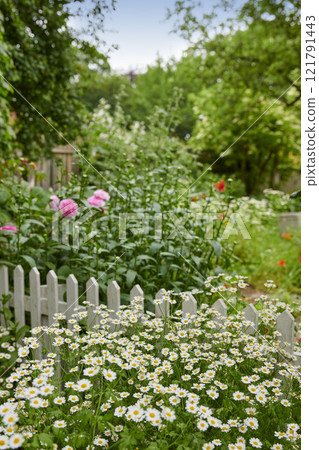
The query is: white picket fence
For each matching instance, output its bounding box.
[0,265,300,365]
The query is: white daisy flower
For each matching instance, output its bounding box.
[249,437,263,448]
[53,420,67,428]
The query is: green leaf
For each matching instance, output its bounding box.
[57,265,72,279]
[136,254,157,263]
[152,201,161,212]
[148,241,163,255]
[191,255,201,267]
[211,240,222,259]
[0,188,10,205]
[0,260,16,268]
[160,251,177,258]
[126,269,137,285]
[25,219,45,227]
[16,325,30,340]
[21,255,36,268]
[37,433,53,446]
[45,262,56,271]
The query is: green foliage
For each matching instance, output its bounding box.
[121,56,204,140]
[0,11,15,154]
[0,106,241,304]
[190,83,300,193]
[92,0,300,192]
[0,293,29,375]
[229,191,301,295]
[0,0,114,157]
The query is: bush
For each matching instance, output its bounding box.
[0,109,246,302]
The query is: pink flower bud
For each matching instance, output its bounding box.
[59,199,78,218]
[50,195,60,210]
[94,189,110,201]
[87,195,105,207]
[0,225,18,232]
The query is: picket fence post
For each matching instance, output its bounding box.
[107,281,121,332]
[86,277,99,328]
[47,270,59,326]
[182,293,197,318]
[0,266,9,327]
[155,289,169,318]
[29,268,42,359]
[243,303,259,335]
[66,275,78,328]
[130,284,144,320]
[14,265,25,330]
[276,310,295,355]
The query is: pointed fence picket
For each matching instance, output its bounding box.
[0,266,9,327]
[0,265,301,365]
[243,303,259,336]
[86,277,99,328]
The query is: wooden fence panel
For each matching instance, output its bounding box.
[0,265,301,366]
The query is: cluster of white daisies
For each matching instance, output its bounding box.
[0,274,300,449]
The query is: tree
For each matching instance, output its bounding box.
[190,84,300,193]
[166,0,300,191]
[168,0,300,100]
[0,11,15,154]
[0,0,115,157]
[76,63,132,114]
[122,57,203,140]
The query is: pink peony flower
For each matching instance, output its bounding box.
[59,199,78,218]
[87,195,105,207]
[0,225,18,232]
[94,189,110,201]
[50,195,60,210]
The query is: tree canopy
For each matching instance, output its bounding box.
[0,0,115,157]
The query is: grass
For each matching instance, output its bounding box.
[231,222,301,299]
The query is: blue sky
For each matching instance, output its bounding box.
[69,0,240,73]
[102,0,188,72]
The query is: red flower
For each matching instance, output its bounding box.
[218,213,226,220]
[192,196,199,201]
[201,194,206,199]
[214,180,225,192]
[277,259,286,267]
[282,232,292,240]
